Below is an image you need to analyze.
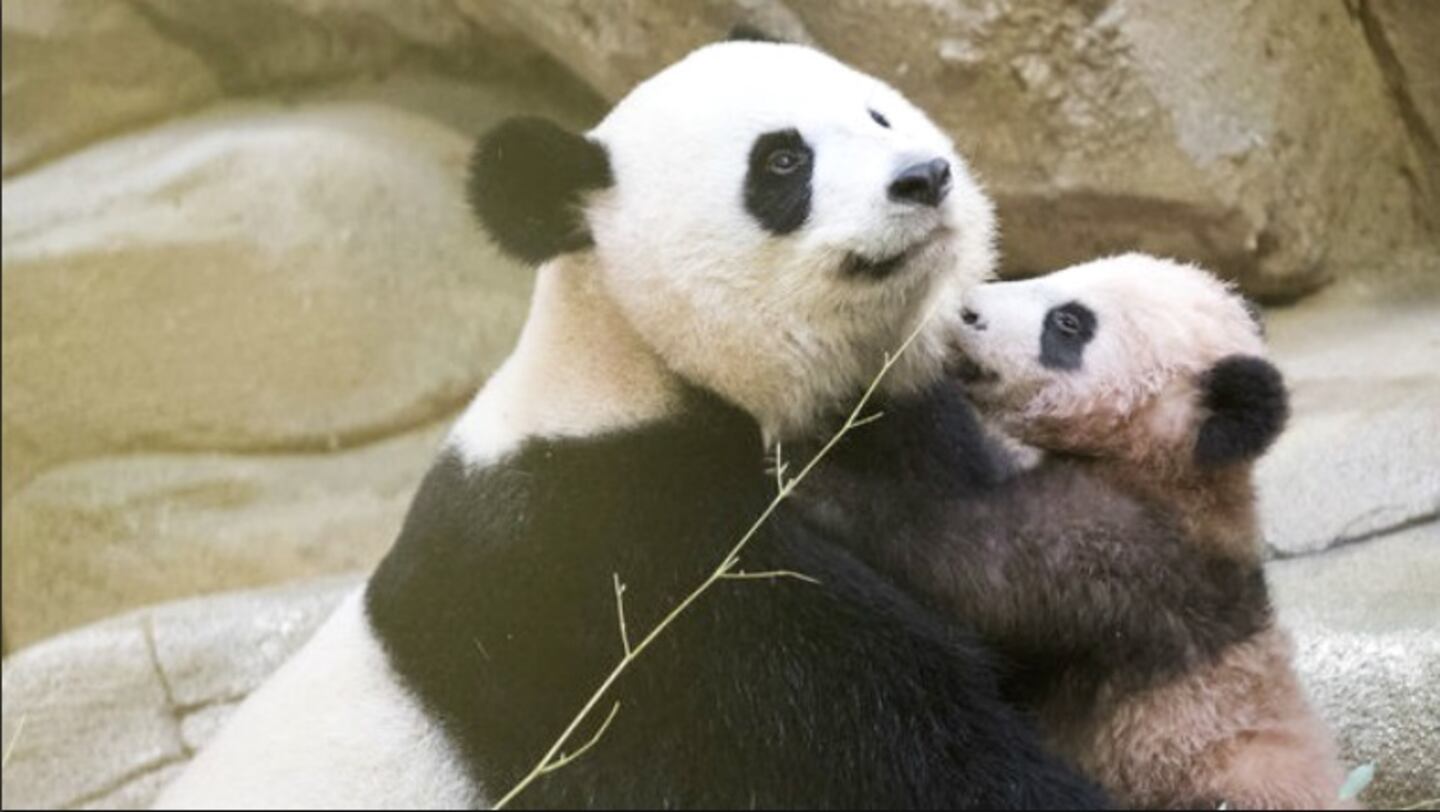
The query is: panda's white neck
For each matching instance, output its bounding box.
[447,254,686,467]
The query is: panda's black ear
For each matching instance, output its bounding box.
[467,117,612,265]
[727,23,784,43]
[1194,355,1289,468]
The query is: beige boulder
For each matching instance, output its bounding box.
[1357,0,1440,214]
[1257,261,1440,557]
[1,422,445,649]
[0,0,594,176]
[1,95,534,503]
[0,1,220,175]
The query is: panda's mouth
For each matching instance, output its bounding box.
[840,228,945,281]
[947,352,999,387]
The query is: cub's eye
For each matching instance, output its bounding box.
[869,109,891,129]
[767,148,806,175]
[1053,311,1083,336]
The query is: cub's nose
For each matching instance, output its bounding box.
[961,307,985,330]
[889,158,952,208]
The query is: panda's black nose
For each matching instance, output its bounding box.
[889,158,952,208]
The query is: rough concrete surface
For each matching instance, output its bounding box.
[1257,263,1440,557]
[1,576,360,810]
[1270,522,1440,809]
[2,95,534,502]
[2,421,444,649]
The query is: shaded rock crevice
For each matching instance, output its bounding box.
[1351,0,1440,228]
[1268,512,1440,562]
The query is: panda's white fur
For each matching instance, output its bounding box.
[448,253,686,468]
[158,594,477,808]
[158,41,1049,810]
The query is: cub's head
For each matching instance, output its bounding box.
[468,38,995,440]
[952,254,1288,470]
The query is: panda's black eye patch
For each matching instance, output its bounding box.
[869,109,891,129]
[745,129,813,235]
[1040,301,1097,371]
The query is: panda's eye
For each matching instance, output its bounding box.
[869,109,891,129]
[766,148,807,175]
[1053,311,1083,336]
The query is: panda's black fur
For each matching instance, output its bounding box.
[366,385,1107,808]
[792,385,1274,705]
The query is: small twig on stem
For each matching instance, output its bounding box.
[613,574,632,657]
[718,569,820,585]
[537,701,622,776]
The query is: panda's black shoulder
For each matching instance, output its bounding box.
[809,380,1011,499]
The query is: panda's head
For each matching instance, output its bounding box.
[468,39,995,440]
[953,254,1288,469]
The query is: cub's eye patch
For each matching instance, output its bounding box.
[1039,301,1097,371]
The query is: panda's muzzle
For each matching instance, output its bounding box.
[840,226,946,281]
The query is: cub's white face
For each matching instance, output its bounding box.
[953,254,1266,452]
[587,42,995,439]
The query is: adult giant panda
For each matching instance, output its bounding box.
[158,37,1106,809]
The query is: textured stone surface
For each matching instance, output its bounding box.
[1257,266,1440,557]
[1271,522,1440,809]
[0,619,184,809]
[0,96,533,505]
[1,422,441,649]
[1358,0,1440,219]
[0,0,596,176]
[0,0,221,175]
[0,576,357,810]
[73,763,186,812]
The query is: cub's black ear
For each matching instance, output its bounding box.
[1195,355,1289,468]
[467,117,612,265]
[727,23,784,43]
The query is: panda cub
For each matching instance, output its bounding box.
[944,254,1350,809]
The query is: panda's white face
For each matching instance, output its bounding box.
[585,42,995,440]
[953,254,1266,454]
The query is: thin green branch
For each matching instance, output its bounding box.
[491,307,938,809]
[718,569,820,585]
[1398,799,1440,811]
[538,701,622,775]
